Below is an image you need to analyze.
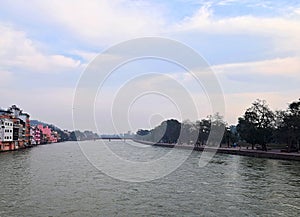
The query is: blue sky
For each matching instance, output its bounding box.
[1,0,300,133]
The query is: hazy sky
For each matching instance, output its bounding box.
[1,0,300,133]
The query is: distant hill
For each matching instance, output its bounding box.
[30,120,99,142]
[30,120,60,130]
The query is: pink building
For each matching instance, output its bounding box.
[37,125,58,143]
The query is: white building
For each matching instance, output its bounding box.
[0,118,13,142]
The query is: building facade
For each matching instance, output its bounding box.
[0,118,13,142]
[0,105,31,151]
[31,126,41,145]
[1,105,60,152]
[37,125,58,144]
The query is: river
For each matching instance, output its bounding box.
[0,141,299,216]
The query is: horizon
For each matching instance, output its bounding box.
[1,98,298,135]
[1,0,300,134]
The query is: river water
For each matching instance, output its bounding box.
[0,141,299,217]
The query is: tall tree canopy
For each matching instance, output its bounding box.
[276,99,300,152]
[237,99,275,150]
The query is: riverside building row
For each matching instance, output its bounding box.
[0,105,59,152]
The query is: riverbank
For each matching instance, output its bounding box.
[133,139,300,161]
[0,143,44,153]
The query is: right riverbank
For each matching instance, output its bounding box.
[133,139,300,161]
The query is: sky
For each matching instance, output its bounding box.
[0,0,300,134]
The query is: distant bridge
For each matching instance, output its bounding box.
[97,136,133,141]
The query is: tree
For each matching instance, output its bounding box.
[161,119,181,144]
[222,125,239,148]
[136,129,150,136]
[210,113,226,147]
[276,99,300,152]
[196,118,211,146]
[136,129,150,140]
[178,120,198,145]
[237,99,275,151]
[138,119,181,144]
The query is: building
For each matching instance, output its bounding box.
[0,118,13,142]
[0,105,31,151]
[0,105,60,151]
[37,125,58,144]
[31,126,42,145]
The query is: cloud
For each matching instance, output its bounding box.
[294,8,300,15]
[217,0,240,6]
[1,0,300,132]
[71,50,99,63]
[210,56,300,97]
[213,56,300,77]
[171,5,300,55]
[0,23,82,74]
[176,6,296,35]
[11,0,167,47]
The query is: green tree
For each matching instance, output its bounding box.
[161,119,181,144]
[222,126,239,148]
[139,119,181,144]
[178,120,198,145]
[237,99,275,151]
[276,99,300,152]
[196,119,211,146]
[210,113,226,147]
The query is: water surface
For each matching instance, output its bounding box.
[0,141,299,216]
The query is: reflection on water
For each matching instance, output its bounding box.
[0,141,299,217]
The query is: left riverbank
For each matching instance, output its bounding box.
[1,104,100,153]
[0,105,63,153]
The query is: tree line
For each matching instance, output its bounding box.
[30,120,99,142]
[135,98,300,152]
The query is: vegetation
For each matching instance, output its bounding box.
[136,119,181,144]
[136,114,227,147]
[237,99,275,150]
[30,120,99,142]
[70,130,99,141]
[275,99,300,152]
[135,98,300,152]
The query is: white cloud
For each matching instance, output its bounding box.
[177,7,291,35]
[172,6,300,54]
[72,50,99,62]
[294,8,300,15]
[0,23,81,74]
[213,56,300,77]
[18,0,167,46]
[217,0,240,6]
[1,0,300,131]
